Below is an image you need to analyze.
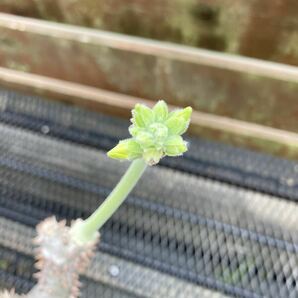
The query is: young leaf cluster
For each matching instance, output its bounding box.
[108,101,192,165]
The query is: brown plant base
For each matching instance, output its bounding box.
[0,217,99,298]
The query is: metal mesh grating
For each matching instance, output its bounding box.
[0,89,297,297]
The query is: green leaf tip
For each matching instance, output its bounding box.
[107,139,142,160]
[107,100,192,165]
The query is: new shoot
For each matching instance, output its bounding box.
[70,100,192,244]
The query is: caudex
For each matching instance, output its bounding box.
[1,100,192,298]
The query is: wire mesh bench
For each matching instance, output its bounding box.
[0,89,297,298]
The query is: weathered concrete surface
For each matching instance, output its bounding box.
[0,0,298,66]
[0,25,297,134]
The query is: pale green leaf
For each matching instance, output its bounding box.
[132,104,154,128]
[107,139,142,160]
[135,131,155,148]
[153,100,168,122]
[165,106,192,135]
[164,135,188,156]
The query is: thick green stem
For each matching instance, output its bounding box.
[71,159,147,244]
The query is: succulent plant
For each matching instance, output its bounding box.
[0,100,192,298]
[108,101,192,165]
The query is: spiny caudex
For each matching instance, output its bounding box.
[0,100,192,298]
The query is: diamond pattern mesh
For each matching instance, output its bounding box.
[0,89,297,298]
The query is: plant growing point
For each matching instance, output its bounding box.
[70,100,192,244]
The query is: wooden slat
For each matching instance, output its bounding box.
[0,1,297,66]
[0,13,298,135]
[0,13,297,83]
[1,67,298,159]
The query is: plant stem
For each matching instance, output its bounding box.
[71,159,147,244]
